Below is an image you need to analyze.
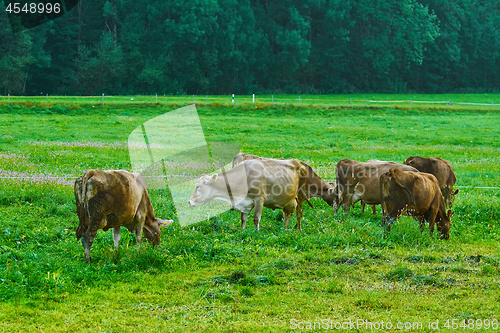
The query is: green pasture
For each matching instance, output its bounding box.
[3,93,500,110]
[0,97,499,332]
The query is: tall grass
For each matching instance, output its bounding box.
[0,99,499,331]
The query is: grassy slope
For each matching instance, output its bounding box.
[0,100,499,332]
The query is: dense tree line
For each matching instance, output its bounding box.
[1,0,500,95]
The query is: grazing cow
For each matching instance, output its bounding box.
[189,159,308,230]
[232,153,336,207]
[380,168,451,239]
[75,169,173,263]
[404,156,459,208]
[334,159,418,213]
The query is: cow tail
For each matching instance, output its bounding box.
[80,170,97,218]
[75,170,95,240]
[390,169,416,206]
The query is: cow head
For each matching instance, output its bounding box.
[328,182,341,212]
[443,187,460,208]
[403,156,418,167]
[143,218,174,246]
[188,174,219,207]
[437,210,452,240]
[321,182,337,207]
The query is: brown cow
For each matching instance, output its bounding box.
[380,168,451,239]
[334,159,418,213]
[404,156,459,208]
[75,169,173,263]
[189,158,308,230]
[232,153,335,208]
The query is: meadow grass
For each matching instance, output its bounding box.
[0,99,499,332]
[3,93,500,111]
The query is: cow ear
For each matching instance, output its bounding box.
[157,218,174,227]
[453,189,459,195]
[205,174,218,184]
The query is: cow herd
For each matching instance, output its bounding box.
[74,154,458,262]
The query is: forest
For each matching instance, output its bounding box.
[1,0,500,95]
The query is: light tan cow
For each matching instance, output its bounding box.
[189,159,308,230]
[233,153,336,205]
[75,169,173,263]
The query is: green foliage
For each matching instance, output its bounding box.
[4,0,500,94]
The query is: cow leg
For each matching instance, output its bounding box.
[253,199,264,231]
[240,212,249,230]
[283,210,297,230]
[282,199,298,230]
[342,201,351,213]
[82,205,107,263]
[82,219,104,263]
[385,217,396,234]
[427,208,439,238]
[361,201,365,213]
[295,200,304,231]
[417,216,426,233]
[112,227,121,250]
[371,205,377,215]
[134,216,146,250]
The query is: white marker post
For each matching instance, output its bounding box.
[156,94,157,101]
[253,94,255,103]
[232,94,234,103]
[102,93,104,106]
[46,93,48,101]
[298,96,300,103]
[272,95,274,103]
[193,95,195,103]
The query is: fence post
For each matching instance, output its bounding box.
[232,94,234,103]
[298,96,300,103]
[46,93,48,101]
[350,98,352,104]
[8,93,10,103]
[253,94,255,103]
[193,95,195,103]
[102,93,104,106]
[449,100,451,106]
[272,95,274,103]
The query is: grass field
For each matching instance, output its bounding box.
[0,96,499,332]
[3,93,500,110]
